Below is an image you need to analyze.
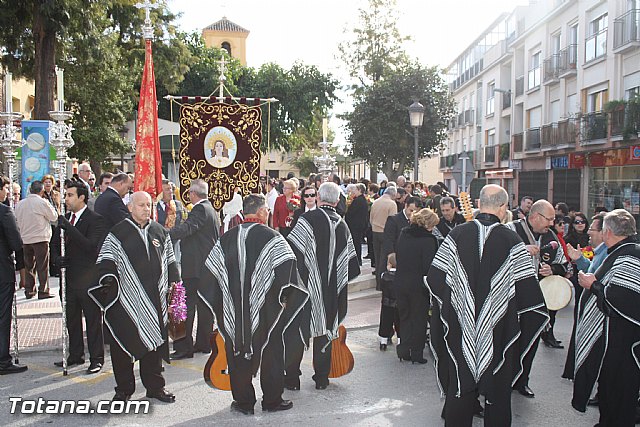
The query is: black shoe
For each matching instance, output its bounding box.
[263,400,293,412]
[411,358,429,365]
[514,385,535,398]
[87,362,102,374]
[112,391,132,401]
[398,355,411,362]
[0,362,28,375]
[379,343,387,351]
[24,292,35,300]
[541,332,564,349]
[313,375,329,390]
[54,358,85,367]
[38,293,55,299]
[587,397,599,407]
[231,401,254,415]
[284,376,300,391]
[170,351,193,360]
[146,388,176,403]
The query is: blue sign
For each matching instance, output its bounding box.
[551,156,568,169]
[21,120,52,197]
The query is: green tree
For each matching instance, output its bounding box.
[344,62,455,180]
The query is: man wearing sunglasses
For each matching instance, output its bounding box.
[506,199,568,398]
[290,186,317,229]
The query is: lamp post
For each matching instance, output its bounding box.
[408,101,425,182]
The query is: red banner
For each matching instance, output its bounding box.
[134,39,163,198]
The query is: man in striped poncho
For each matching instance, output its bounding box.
[90,192,180,403]
[426,185,549,427]
[573,209,640,426]
[199,194,309,415]
[286,182,361,391]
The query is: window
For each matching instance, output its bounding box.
[528,51,541,89]
[528,106,542,128]
[469,92,475,112]
[487,129,496,146]
[586,14,607,62]
[569,22,579,45]
[587,89,608,113]
[551,33,561,54]
[221,41,232,55]
[627,86,639,100]
[486,82,495,115]
[550,100,560,122]
[567,93,579,115]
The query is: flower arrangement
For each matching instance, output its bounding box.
[365,194,374,208]
[581,245,595,261]
[168,281,187,340]
[286,195,301,212]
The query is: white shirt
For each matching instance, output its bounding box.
[267,188,279,212]
[71,205,88,224]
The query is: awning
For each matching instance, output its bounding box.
[485,169,514,179]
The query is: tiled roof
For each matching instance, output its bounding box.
[203,16,249,33]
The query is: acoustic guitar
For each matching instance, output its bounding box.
[203,329,231,391]
[459,192,475,222]
[328,325,354,378]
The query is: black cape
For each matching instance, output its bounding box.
[90,219,180,362]
[287,205,360,348]
[199,222,309,374]
[426,214,549,399]
[572,237,640,412]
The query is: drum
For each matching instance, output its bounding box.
[539,276,572,310]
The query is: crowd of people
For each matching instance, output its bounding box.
[0,166,639,426]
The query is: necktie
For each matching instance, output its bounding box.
[70,213,77,226]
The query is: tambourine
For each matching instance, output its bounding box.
[539,275,572,310]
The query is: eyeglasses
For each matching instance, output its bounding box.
[537,212,555,222]
[303,193,316,198]
[574,220,586,225]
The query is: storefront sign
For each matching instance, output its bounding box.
[551,156,568,169]
[509,160,522,170]
[569,153,586,168]
[631,145,640,161]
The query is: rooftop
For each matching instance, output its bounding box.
[203,16,249,33]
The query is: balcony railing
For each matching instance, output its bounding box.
[610,105,626,136]
[515,76,525,96]
[484,145,496,163]
[580,112,608,142]
[614,9,640,51]
[499,143,510,161]
[541,123,558,148]
[525,127,541,151]
[558,44,578,75]
[543,54,560,83]
[502,91,511,109]
[513,132,524,153]
[528,66,541,90]
[585,28,607,62]
[557,118,577,145]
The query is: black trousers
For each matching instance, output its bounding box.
[372,232,385,290]
[514,336,539,389]
[110,341,165,395]
[227,323,285,409]
[351,229,364,265]
[597,317,640,427]
[286,334,332,385]
[443,378,512,426]
[365,226,374,266]
[173,277,213,354]
[396,285,428,360]
[0,281,14,364]
[563,279,583,379]
[65,286,104,363]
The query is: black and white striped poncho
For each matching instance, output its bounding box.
[90,219,180,362]
[287,205,361,350]
[426,214,549,400]
[572,237,640,412]
[199,222,309,374]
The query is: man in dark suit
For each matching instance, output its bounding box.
[0,176,27,375]
[94,172,131,232]
[52,182,106,373]
[169,179,220,359]
[345,183,369,265]
[378,196,422,349]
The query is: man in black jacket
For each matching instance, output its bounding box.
[169,179,220,358]
[94,172,131,232]
[345,183,369,265]
[52,182,106,373]
[433,196,466,241]
[0,176,27,375]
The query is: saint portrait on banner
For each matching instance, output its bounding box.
[204,126,237,169]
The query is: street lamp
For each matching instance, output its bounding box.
[408,101,425,182]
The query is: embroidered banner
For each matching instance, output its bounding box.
[178,102,262,210]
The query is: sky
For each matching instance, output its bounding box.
[166,0,529,146]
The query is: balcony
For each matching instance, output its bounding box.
[484,145,496,164]
[543,54,560,84]
[585,28,607,63]
[464,109,474,126]
[541,123,558,149]
[614,9,640,53]
[557,118,578,146]
[515,76,525,97]
[558,44,578,77]
[525,128,541,151]
[513,132,524,153]
[499,143,510,161]
[610,105,626,136]
[502,91,511,109]
[527,66,541,91]
[580,112,608,143]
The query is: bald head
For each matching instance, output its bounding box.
[479,184,508,219]
[529,199,555,234]
[128,191,152,226]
